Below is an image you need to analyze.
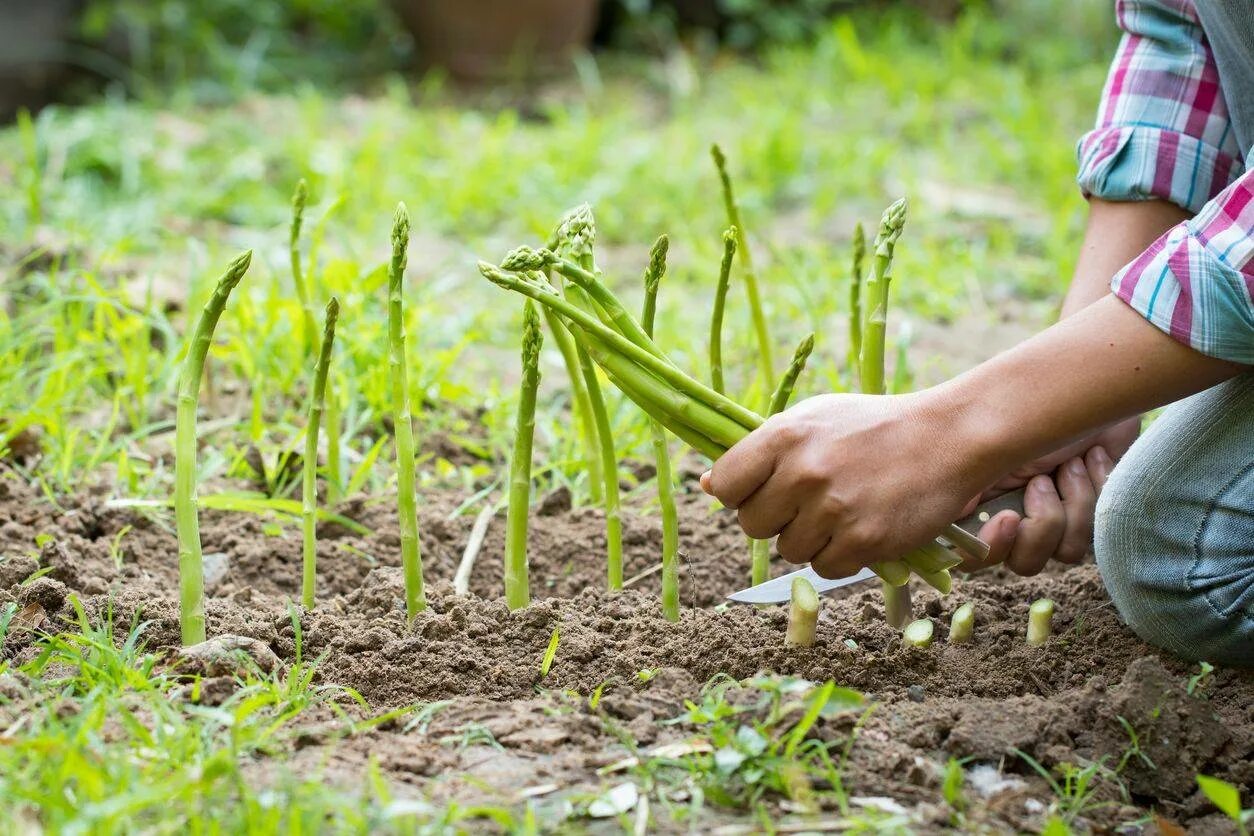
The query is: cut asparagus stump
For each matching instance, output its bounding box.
[1026,598,1055,646]
[786,576,820,647]
[504,301,543,611]
[949,602,975,644]
[903,618,934,647]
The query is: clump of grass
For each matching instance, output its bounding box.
[504,301,543,611]
[641,235,681,622]
[175,250,253,646]
[387,203,426,618]
[1027,598,1055,646]
[302,297,339,610]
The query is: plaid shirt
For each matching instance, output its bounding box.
[1077,0,1254,363]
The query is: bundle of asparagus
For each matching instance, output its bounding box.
[478,202,973,595]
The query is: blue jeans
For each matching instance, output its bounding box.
[1095,372,1254,668]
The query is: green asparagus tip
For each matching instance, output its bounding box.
[223,250,253,287]
[796,332,815,358]
[555,203,596,258]
[877,197,908,243]
[293,178,308,208]
[522,300,543,361]
[645,235,669,291]
[392,202,410,249]
[501,246,555,272]
[710,142,726,168]
[722,226,738,251]
[325,296,339,321]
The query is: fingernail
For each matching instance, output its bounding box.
[1068,458,1086,477]
[1094,446,1111,467]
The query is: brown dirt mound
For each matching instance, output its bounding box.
[1,468,1250,832]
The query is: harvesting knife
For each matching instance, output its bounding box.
[726,487,1027,604]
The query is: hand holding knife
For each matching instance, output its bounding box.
[727,487,1026,604]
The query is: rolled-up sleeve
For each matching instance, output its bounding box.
[1112,169,1254,363]
[1077,0,1244,214]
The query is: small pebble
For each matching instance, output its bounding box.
[906,685,926,703]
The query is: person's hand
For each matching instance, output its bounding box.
[963,418,1139,575]
[699,393,982,579]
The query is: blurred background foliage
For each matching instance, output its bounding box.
[6,0,1118,109]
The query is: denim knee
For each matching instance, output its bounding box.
[1094,378,1254,669]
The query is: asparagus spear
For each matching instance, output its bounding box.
[289,179,318,357]
[709,228,737,395]
[481,264,762,434]
[949,602,975,644]
[857,199,913,628]
[504,301,542,610]
[302,297,339,610]
[786,576,819,647]
[388,203,426,618]
[848,222,866,383]
[858,198,907,397]
[548,208,624,590]
[711,144,774,399]
[175,250,252,646]
[640,237,681,621]
[541,308,604,504]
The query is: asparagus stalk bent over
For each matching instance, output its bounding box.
[302,297,339,610]
[481,200,973,594]
[388,204,426,618]
[175,250,252,646]
[504,302,543,610]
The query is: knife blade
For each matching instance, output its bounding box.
[726,487,1027,604]
[726,565,877,604]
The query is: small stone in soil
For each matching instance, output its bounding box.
[907,685,926,702]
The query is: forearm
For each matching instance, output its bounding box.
[1060,198,1190,317]
[927,295,1246,490]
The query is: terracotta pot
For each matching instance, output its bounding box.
[391,0,598,81]
[0,0,84,120]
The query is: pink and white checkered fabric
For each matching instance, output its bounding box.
[1081,0,1254,363]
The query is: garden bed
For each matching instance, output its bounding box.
[1,469,1249,832]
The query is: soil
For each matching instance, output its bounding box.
[0,465,1250,833]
